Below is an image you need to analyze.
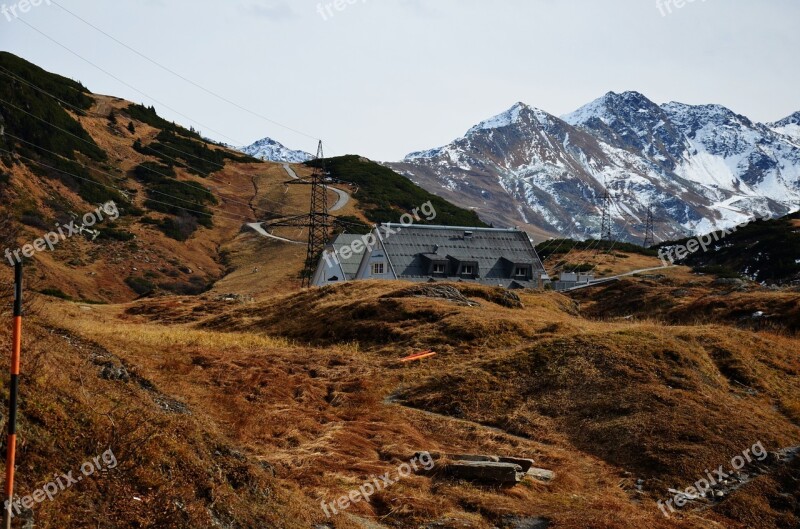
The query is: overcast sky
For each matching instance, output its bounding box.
[2,0,798,160]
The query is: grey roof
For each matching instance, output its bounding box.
[332,234,367,280]
[377,224,545,286]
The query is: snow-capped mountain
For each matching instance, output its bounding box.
[238,137,312,163]
[389,92,800,242]
[770,112,800,144]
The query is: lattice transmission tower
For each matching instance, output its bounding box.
[302,141,331,287]
[599,185,614,244]
[643,204,655,248]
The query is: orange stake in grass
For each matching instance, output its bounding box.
[400,350,436,363]
[4,262,22,529]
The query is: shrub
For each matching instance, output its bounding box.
[132,162,215,230]
[0,52,106,163]
[133,162,176,183]
[692,265,742,279]
[24,151,125,205]
[305,156,486,227]
[96,228,135,242]
[536,239,658,260]
[158,276,211,295]
[40,288,72,300]
[125,104,204,141]
[156,215,200,241]
[661,213,800,284]
[570,263,597,273]
[124,276,155,296]
[20,209,49,230]
[134,130,252,176]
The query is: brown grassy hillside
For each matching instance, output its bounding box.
[13,278,794,529]
[0,88,320,301]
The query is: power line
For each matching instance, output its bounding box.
[0,144,258,225]
[560,183,622,272]
[0,91,230,179]
[49,0,322,145]
[0,66,233,174]
[0,64,318,216]
[14,16,248,147]
[0,97,307,218]
[539,198,596,262]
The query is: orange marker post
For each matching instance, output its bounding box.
[4,262,22,529]
[400,350,437,363]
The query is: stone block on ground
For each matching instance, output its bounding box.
[449,454,500,463]
[527,467,555,482]
[443,461,525,484]
[498,456,535,472]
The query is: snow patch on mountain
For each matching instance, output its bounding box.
[238,137,312,163]
[392,93,800,242]
[770,111,800,144]
[468,102,528,134]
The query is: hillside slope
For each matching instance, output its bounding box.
[24,278,796,529]
[307,155,487,227]
[656,211,800,285]
[0,53,483,302]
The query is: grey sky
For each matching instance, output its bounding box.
[2,0,798,161]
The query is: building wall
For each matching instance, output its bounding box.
[356,233,396,280]
[311,250,345,287]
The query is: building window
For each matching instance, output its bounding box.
[515,267,528,278]
[462,265,474,276]
[372,263,385,275]
[433,263,446,274]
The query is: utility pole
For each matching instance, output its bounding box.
[262,141,358,287]
[4,262,22,529]
[302,141,331,287]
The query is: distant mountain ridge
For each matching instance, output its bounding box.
[770,111,800,144]
[237,137,312,163]
[390,92,800,242]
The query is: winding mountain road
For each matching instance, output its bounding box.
[282,163,351,211]
[246,222,305,245]
[282,163,299,180]
[246,163,352,243]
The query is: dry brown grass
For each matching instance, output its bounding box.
[5,91,799,526]
[546,249,665,278]
[573,275,800,335]
[24,278,795,528]
[1,93,358,303]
